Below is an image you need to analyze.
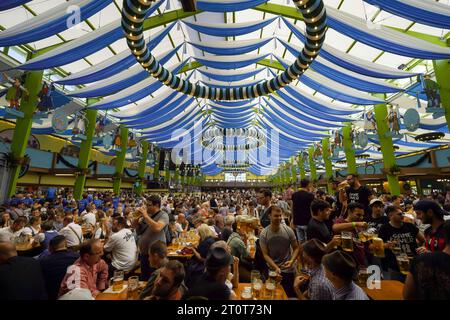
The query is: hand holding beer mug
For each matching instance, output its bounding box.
[396,254,410,275]
[372,237,385,258]
[341,231,354,252]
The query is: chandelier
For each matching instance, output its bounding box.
[121,0,327,100]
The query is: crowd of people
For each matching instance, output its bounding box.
[0,173,449,300]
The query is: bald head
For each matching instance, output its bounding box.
[0,241,17,264]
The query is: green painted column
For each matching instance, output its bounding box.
[322,137,333,194]
[373,95,400,196]
[73,107,98,200]
[152,148,160,182]
[297,154,306,180]
[135,141,149,195]
[113,126,129,194]
[7,52,44,197]
[173,166,180,187]
[433,60,450,130]
[290,157,296,184]
[342,123,357,175]
[308,146,317,182]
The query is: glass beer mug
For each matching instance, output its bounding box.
[341,231,354,252]
[372,237,385,258]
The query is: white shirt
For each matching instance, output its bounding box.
[82,212,96,227]
[104,228,137,271]
[22,225,45,243]
[0,227,24,242]
[59,223,83,247]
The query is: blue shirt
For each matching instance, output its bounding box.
[23,197,34,206]
[46,187,56,200]
[78,199,89,212]
[333,282,369,300]
[93,199,103,210]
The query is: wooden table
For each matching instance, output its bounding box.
[363,280,404,300]
[235,283,288,300]
[96,282,146,300]
[167,245,194,259]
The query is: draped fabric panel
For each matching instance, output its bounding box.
[88,60,188,110]
[364,0,450,29]
[196,0,268,12]
[270,62,383,105]
[112,90,181,119]
[278,39,402,93]
[16,0,165,70]
[282,18,416,79]
[0,0,112,46]
[326,6,450,60]
[197,68,265,82]
[188,38,272,56]
[55,24,176,85]
[0,0,31,11]
[68,45,181,98]
[182,18,276,37]
[194,53,268,70]
[200,79,262,89]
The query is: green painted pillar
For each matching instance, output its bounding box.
[373,95,400,196]
[342,123,357,175]
[73,107,98,200]
[173,166,180,186]
[7,52,44,197]
[135,141,149,195]
[297,154,306,180]
[433,60,450,130]
[290,157,296,184]
[322,137,333,194]
[153,149,160,182]
[113,126,129,194]
[308,146,317,182]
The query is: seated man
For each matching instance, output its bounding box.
[139,241,169,299]
[39,235,79,300]
[141,260,185,300]
[0,217,27,242]
[322,250,369,300]
[58,239,108,298]
[226,222,253,282]
[294,239,334,300]
[183,246,237,300]
[103,216,137,278]
[0,241,47,300]
[59,215,83,251]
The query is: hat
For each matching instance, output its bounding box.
[322,251,357,281]
[369,198,383,206]
[414,200,447,218]
[205,246,233,271]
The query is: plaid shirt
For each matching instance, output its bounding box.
[308,266,334,300]
[333,282,369,300]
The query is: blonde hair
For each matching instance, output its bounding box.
[197,223,216,241]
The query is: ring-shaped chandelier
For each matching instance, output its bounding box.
[122,0,327,101]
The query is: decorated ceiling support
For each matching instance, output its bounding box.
[433,59,450,131]
[373,94,401,196]
[308,146,317,182]
[113,126,129,194]
[7,52,43,198]
[135,140,149,195]
[297,153,306,181]
[73,106,98,200]
[322,137,333,194]
[342,123,356,175]
[290,157,296,185]
[122,0,326,100]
